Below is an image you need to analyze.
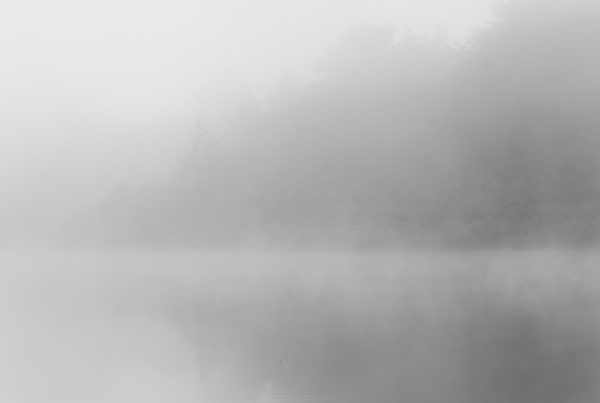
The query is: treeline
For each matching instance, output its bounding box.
[78,0,600,247]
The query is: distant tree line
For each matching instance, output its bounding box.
[77,0,600,247]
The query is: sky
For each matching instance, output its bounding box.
[0,0,493,234]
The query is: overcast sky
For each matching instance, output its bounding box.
[0,0,493,232]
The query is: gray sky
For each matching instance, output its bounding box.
[0,0,492,232]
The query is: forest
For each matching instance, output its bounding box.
[76,0,600,248]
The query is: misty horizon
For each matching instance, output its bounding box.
[2,1,600,403]
[1,0,495,245]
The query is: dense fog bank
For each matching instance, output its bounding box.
[49,0,599,248]
[3,1,599,402]
[1,250,598,402]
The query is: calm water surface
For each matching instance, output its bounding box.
[0,249,598,403]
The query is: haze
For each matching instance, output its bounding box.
[1,1,600,403]
[0,0,491,238]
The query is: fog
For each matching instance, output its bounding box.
[0,0,491,240]
[2,0,600,402]
[1,250,599,403]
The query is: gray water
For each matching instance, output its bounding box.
[1,249,598,403]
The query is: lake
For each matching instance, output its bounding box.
[0,249,598,403]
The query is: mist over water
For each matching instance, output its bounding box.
[2,0,600,401]
[1,250,598,403]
